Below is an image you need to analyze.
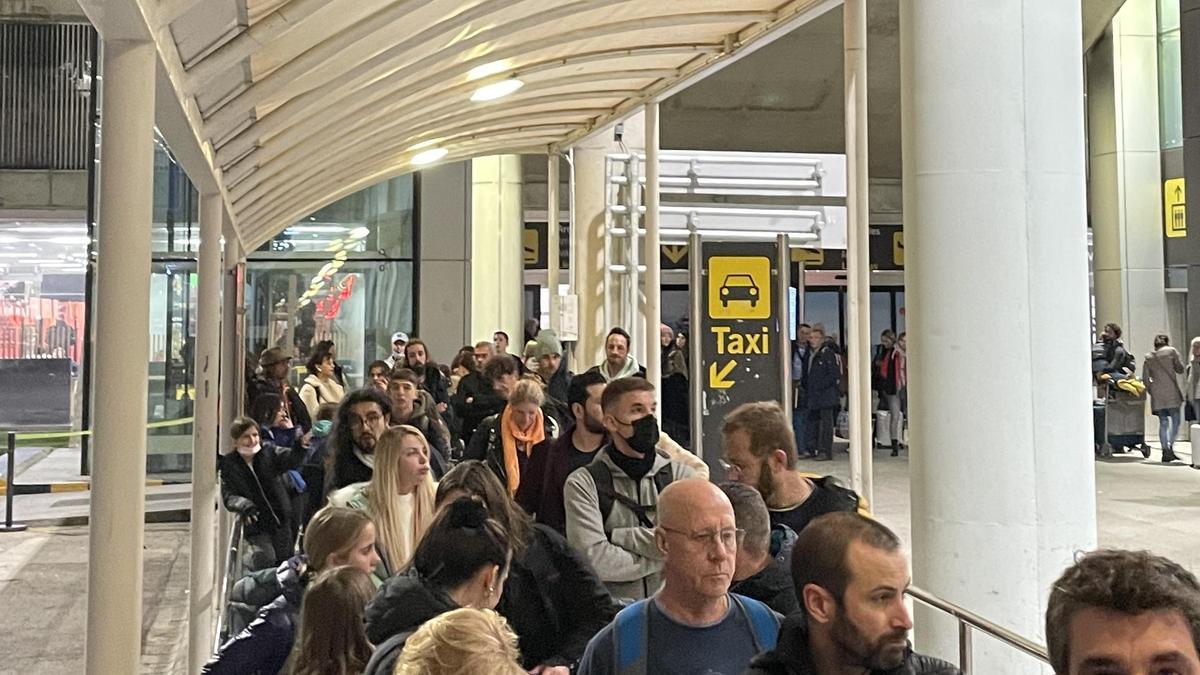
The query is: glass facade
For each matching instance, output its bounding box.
[1158,0,1183,149]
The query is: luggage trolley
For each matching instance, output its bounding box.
[1095,382,1150,458]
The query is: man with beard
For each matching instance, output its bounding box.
[746,513,960,675]
[578,479,781,675]
[403,338,451,413]
[517,370,607,534]
[720,481,800,616]
[452,341,507,446]
[721,402,864,536]
[324,388,392,493]
[564,377,700,601]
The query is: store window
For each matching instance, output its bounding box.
[1158,0,1183,149]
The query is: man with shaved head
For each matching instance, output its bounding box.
[578,479,782,675]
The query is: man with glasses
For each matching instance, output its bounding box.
[325,388,392,493]
[578,479,781,675]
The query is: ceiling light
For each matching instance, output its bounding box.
[286,225,348,234]
[47,235,92,245]
[467,60,511,81]
[408,139,439,152]
[10,226,85,234]
[411,148,449,166]
[470,78,523,102]
[347,226,370,240]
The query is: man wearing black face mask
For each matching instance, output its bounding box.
[564,377,700,602]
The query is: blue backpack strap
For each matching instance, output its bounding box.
[612,599,650,675]
[732,594,781,652]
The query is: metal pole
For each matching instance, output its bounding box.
[2,432,26,532]
[776,234,792,414]
[548,152,561,332]
[187,193,223,674]
[688,232,705,462]
[644,103,662,413]
[627,156,641,357]
[959,622,973,674]
[80,29,100,477]
[86,38,156,674]
[844,0,873,505]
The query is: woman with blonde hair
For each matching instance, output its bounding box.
[328,425,436,575]
[394,608,526,675]
[465,378,559,495]
[287,566,375,675]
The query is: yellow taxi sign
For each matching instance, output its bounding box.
[708,256,771,320]
[893,231,904,266]
[791,248,824,265]
[1165,178,1186,238]
[522,228,540,264]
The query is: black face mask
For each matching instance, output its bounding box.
[620,414,660,457]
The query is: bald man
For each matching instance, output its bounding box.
[578,479,782,675]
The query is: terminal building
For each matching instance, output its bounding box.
[0,0,1198,672]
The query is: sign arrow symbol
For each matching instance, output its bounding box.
[709,360,736,389]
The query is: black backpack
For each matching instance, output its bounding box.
[585,453,674,529]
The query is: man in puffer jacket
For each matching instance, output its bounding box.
[744,512,961,675]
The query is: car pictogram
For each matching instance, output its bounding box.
[719,273,760,308]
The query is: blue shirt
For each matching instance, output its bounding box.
[578,595,775,675]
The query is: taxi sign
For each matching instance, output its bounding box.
[708,256,771,320]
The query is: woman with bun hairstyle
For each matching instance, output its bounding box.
[394,608,527,675]
[362,496,513,675]
[327,425,437,577]
[204,506,381,675]
[286,566,375,675]
[388,460,615,674]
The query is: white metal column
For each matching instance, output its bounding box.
[902,1,1097,669]
[844,0,873,505]
[644,103,662,410]
[188,192,224,673]
[85,38,156,674]
[547,153,560,331]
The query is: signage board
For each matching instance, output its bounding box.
[694,240,785,473]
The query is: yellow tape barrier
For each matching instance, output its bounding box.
[11,417,195,442]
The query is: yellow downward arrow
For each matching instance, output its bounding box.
[709,360,736,389]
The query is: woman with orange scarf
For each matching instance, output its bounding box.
[465,379,560,495]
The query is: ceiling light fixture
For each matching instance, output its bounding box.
[470,78,523,102]
[347,226,370,240]
[467,60,511,81]
[411,148,449,166]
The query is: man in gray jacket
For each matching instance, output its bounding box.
[564,376,699,601]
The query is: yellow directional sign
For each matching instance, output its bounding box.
[893,231,904,266]
[662,245,688,264]
[523,229,540,264]
[708,256,771,320]
[709,360,736,389]
[1165,178,1186,238]
[791,248,824,265]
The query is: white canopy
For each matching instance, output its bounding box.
[80,0,838,248]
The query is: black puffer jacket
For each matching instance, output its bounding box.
[218,442,303,539]
[227,555,305,635]
[203,568,306,675]
[730,556,800,617]
[744,615,962,675]
[364,569,460,675]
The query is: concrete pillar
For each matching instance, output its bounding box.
[188,192,223,674]
[220,233,243,433]
[547,154,561,333]
[900,1,1097,669]
[85,38,156,674]
[1180,0,1200,339]
[844,0,873,505]
[417,162,472,352]
[644,103,662,410]
[471,155,524,345]
[1088,0,1168,360]
[573,114,646,369]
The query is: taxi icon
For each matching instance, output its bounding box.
[720,273,760,308]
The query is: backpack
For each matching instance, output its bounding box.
[609,594,779,674]
[585,453,674,529]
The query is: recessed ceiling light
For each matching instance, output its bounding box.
[470,78,523,102]
[347,226,370,240]
[408,139,439,152]
[467,60,511,81]
[411,148,449,166]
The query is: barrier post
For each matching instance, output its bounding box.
[2,431,27,532]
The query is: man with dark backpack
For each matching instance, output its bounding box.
[564,377,700,602]
[577,479,781,675]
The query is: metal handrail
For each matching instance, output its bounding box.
[212,516,245,653]
[906,585,1050,674]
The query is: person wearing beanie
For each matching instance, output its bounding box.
[533,329,573,404]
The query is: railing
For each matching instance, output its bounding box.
[906,585,1050,674]
[212,515,245,653]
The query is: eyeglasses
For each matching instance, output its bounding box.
[660,526,746,550]
[349,412,383,429]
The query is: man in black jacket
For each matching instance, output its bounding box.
[720,481,799,616]
[452,342,507,446]
[325,388,392,493]
[804,328,842,461]
[246,347,311,431]
[403,338,451,412]
[745,512,960,675]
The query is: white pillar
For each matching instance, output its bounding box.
[470,155,524,344]
[188,192,223,674]
[86,38,156,674]
[220,234,243,433]
[644,103,662,411]
[844,0,872,505]
[901,1,1098,670]
[547,153,561,332]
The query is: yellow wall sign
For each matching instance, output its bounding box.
[893,231,905,266]
[522,229,540,264]
[708,256,771,320]
[1165,178,1186,238]
[791,248,824,265]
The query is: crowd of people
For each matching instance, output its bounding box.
[207,326,1200,674]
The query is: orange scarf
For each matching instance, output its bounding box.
[501,405,545,496]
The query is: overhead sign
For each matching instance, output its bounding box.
[696,241,785,470]
[1165,178,1186,239]
[662,244,689,269]
[522,221,570,270]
